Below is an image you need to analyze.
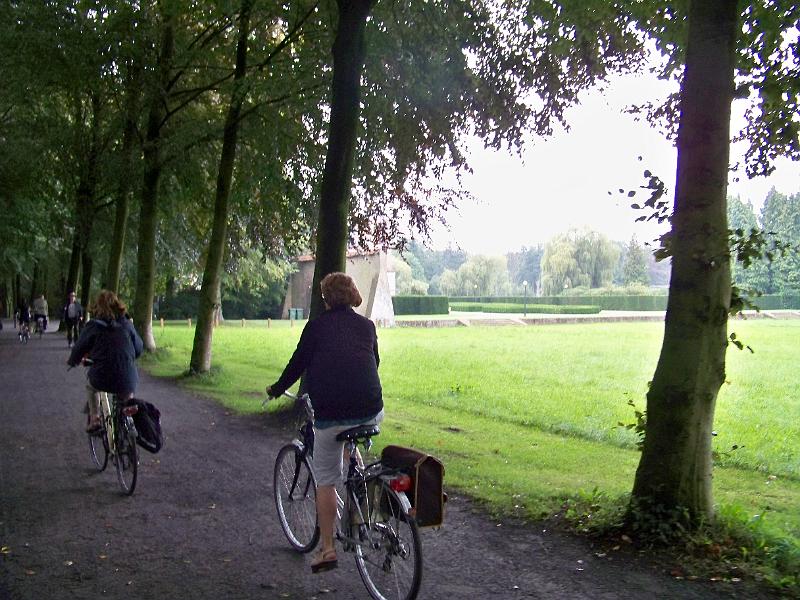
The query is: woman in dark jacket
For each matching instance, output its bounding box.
[68,290,144,432]
[267,272,383,573]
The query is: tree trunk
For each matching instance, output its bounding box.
[80,251,93,310]
[631,0,738,525]
[29,260,40,302]
[190,0,252,373]
[309,0,375,320]
[65,234,81,297]
[104,58,141,293]
[133,13,175,352]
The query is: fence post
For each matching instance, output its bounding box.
[160,317,164,330]
[267,318,271,328]
[188,317,192,328]
[241,318,245,328]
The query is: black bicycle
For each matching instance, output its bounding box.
[18,322,29,344]
[271,392,422,600]
[33,316,45,338]
[82,361,139,495]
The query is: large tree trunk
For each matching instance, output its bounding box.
[631,0,738,524]
[133,14,175,352]
[190,0,252,374]
[29,260,40,302]
[104,72,140,292]
[308,0,375,320]
[65,235,81,297]
[80,251,93,310]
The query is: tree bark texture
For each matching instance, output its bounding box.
[104,64,141,292]
[631,0,738,523]
[133,14,175,352]
[29,261,40,302]
[309,0,375,320]
[190,0,252,374]
[80,252,93,310]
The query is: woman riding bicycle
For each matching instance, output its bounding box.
[267,272,384,573]
[67,290,144,433]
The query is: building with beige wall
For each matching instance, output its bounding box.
[281,251,396,326]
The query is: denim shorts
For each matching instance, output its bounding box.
[313,410,384,486]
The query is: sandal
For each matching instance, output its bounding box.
[310,548,338,574]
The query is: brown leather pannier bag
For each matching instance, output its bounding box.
[381,445,445,528]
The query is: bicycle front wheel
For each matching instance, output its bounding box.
[355,482,422,600]
[274,443,319,552]
[88,420,109,471]
[115,418,138,495]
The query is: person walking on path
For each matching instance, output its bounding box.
[62,291,84,348]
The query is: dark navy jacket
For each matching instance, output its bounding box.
[68,316,144,395]
[269,306,383,423]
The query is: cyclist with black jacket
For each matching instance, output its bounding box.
[67,290,144,432]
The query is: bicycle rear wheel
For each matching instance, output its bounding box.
[355,482,422,600]
[274,443,319,552]
[115,417,138,495]
[88,419,109,471]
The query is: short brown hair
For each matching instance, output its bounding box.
[90,290,128,321]
[320,272,362,309]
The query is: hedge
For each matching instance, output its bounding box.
[452,294,800,311]
[392,295,449,315]
[454,295,668,311]
[744,294,800,310]
[450,302,601,315]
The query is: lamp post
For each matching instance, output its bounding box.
[523,280,528,317]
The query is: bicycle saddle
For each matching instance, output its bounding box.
[335,424,380,442]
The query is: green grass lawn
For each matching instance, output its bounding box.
[142,319,800,553]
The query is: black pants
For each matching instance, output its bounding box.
[65,318,80,344]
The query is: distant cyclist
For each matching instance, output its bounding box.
[62,291,84,348]
[33,294,49,332]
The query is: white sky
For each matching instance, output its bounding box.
[428,73,800,256]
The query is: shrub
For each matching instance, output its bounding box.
[449,302,601,315]
[453,295,668,311]
[392,295,449,315]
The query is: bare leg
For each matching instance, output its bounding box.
[316,484,337,554]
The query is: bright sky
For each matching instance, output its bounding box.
[429,73,800,256]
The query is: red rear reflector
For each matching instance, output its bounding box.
[123,406,139,416]
[389,474,412,492]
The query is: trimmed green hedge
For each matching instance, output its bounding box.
[746,294,800,310]
[454,295,668,311]
[453,294,800,311]
[450,302,601,315]
[392,295,449,315]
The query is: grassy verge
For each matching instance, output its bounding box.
[141,319,800,590]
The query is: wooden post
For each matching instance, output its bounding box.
[188,317,192,327]
[241,318,245,328]
[267,318,271,328]
[160,317,164,330]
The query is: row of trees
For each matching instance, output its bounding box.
[729,189,800,295]
[393,231,669,297]
[2,0,799,538]
[394,184,800,299]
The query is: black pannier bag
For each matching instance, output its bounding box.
[381,445,445,528]
[132,399,163,453]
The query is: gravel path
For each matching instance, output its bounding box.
[0,321,770,599]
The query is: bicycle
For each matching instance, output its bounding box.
[33,316,45,339]
[82,360,140,495]
[271,391,422,600]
